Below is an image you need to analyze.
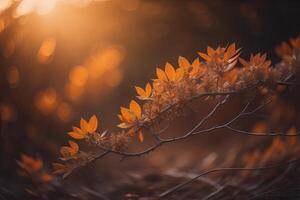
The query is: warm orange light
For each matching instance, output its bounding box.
[56,102,72,122]
[0,0,11,12]
[35,88,58,114]
[0,103,16,121]
[64,83,84,103]
[13,0,110,17]
[104,68,123,87]
[3,40,15,58]
[69,65,88,87]
[36,0,56,15]
[86,45,125,80]
[7,66,20,88]
[37,38,56,64]
[0,19,6,33]
[119,0,140,11]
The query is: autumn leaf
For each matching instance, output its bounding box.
[223,68,239,84]
[156,68,168,81]
[52,163,68,175]
[165,62,176,81]
[69,115,99,139]
[207,46,215,56]
[80,118,89,133]
[178,56,190,70]
[60,140,79,158]
[68,126,86,139]
[120,107,135,122]
[80,115,98,133]
[135,83,152,100]
[175,68,184,81]
[198,52,211,62]
[88,115,98,133]
[190,58,206,77]
[18,154,43,172]
[118,100,142,129]
[156,63,180,82]
[130,100,141,119]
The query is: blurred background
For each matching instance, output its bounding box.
[0,0,300,197]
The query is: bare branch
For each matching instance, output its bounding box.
[159,157,300,198]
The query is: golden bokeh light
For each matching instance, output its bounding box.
[37,38,56,64]
[86,45,125,80]
[7,66,20,88]
[3,40,15,58]
[63,45,126,101]
[64,82,84,103]
[35,88,58,114]
[6,0,111,17]
[56,102,72,122]
[0,0,11,12]
[0,103,16,121]
[103,67,123,87]
[69,65,89,87]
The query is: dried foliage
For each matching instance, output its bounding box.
[50,38,300,178]
[17,37,300,199]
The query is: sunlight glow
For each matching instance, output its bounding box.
[0,0,12,12]
[38,38,56,64]
[12,0,110,17]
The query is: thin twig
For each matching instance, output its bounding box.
[159,157,300,198]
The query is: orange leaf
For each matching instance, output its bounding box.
[207,46,215,56]
[60,147,70,157]
[175,68,184,81]
[164,62,176,81]
[135,86,146,97]
[117,122,133,129]
[198,52,211,62]
[52,163,68,175]
[156,68,168,81]
[192,58,200,68]
[130,100,141,119]
[121,107,135,122]
[223,68,238,84]
[88,115,98,133]
[80,118,89,133]
[178,56,190,70]
[145,83,152,97]
[20,154,43,171]
[68,140,79,155]
[135,83,152,100]
[224,43,236,60]
[68,131,85,139]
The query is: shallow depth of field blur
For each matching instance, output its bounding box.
[1,0,300,197]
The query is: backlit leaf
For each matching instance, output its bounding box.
[68,140,79,155]
[68,131,85,139]
[80,118,89,133]
[178,56,190,70]
[198,52,211,62]
[88,115,98,133]
[121,107,135,122]
[156,68,168,81]
[130,100,141,119]
[165,62,176,81]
